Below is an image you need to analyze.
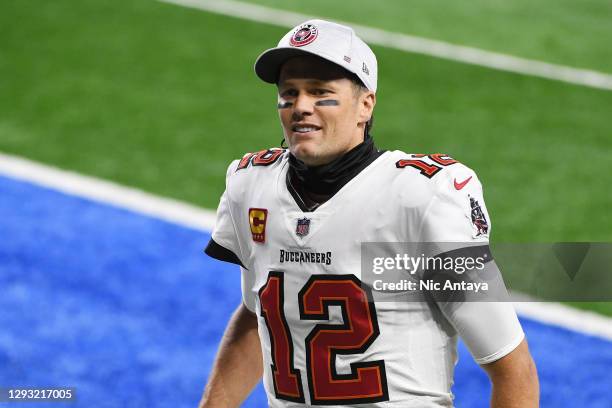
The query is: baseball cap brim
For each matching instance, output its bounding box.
[254,47,346,85]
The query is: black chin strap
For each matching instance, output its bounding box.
[286,134,383,212]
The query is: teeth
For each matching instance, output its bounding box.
[294,126,318,132]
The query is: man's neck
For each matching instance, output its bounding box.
[286,136,382,212]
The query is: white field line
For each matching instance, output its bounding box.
[0,152,217,232]
[511,293,612,341]
[1,151,612,341]
[157,0,612,91]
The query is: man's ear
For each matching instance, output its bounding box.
[359,91,376,124]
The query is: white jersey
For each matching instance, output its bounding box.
[207,148,524,407]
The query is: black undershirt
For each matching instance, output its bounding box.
[286,135,383,212]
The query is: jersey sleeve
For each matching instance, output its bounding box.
[420,163,491,243]
[205,161,257,313]
[420,162,524,364]
[443,292,525,364]
[204,160,247,268]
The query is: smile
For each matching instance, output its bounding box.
[291,124,322,134]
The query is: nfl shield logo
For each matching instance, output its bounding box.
[295,217,311,237]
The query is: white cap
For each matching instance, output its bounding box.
[254,19,378,92]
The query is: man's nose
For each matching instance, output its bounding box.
[292,94,314,117]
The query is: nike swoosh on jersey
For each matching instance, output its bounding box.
[454,176,472,190]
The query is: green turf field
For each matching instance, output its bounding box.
[243,0,612,73]
[1,0,611,313]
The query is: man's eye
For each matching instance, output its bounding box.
[281,90,298,97]
[313,89,329,95]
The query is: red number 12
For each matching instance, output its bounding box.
[259,272,389,405]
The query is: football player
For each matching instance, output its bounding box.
[200,19,539,408]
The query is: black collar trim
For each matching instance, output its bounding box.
[286,136,383,212]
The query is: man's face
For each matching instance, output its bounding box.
[277,55,375,166]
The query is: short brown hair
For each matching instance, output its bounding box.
[348,74,374,134]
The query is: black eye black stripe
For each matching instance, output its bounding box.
[277,100,339,109]
[315,100,339,106]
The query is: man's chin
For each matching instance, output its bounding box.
[289,145,323,166]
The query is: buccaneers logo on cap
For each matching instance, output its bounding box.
[249,208,268,243]
[290,24,318,47]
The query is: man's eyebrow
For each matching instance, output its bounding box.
[278,79,333,87]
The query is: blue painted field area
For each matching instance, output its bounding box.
[1,175,611,407]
